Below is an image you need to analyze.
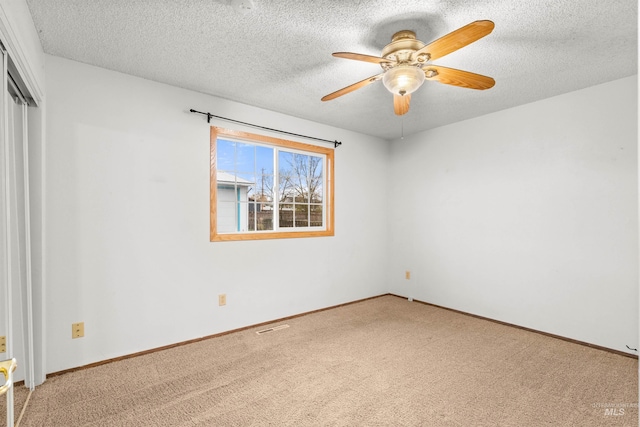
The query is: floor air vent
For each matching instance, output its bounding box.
[256,324,290,335]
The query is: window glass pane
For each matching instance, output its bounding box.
[217,182,236,199]
[279,204,294,228]
[309,156,323,203]
[255,146,274,205]
[248,203,257,231]
[314,181,323,203]
[256,145,274,175]
[237,173,254,183]
[235,142,255,173]
[256,204,274,231]
[217,201,237,233]
[236,201,249,232]
[295,205,309,227]
[294,153,309,203]
[217,139,236,172]
[236,173,255,200]
[279,177,293,203]
[218,189,252,232]
[310,204,323,227]
[256,173,274,204]
[278,151,294,203]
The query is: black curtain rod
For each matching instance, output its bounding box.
[189,109,342,148]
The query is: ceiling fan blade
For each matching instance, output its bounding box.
[321,73,384,101]
[424,65,495,90]
[332,52,395,65]
[413,20,494,62]
[393,94,411,115]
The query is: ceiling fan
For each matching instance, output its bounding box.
[321,20,496,115]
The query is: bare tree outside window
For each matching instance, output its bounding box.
[277,152,323,228]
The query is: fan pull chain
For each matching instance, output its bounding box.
[401,117,404,139]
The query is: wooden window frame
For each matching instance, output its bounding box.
[210,126,335,241]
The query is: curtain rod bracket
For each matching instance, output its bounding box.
[189,108,342,148]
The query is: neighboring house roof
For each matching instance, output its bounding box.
[217,171,253,187]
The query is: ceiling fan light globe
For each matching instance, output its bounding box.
[382,65,425,96]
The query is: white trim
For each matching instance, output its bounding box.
[34,100,46,386]
[21,101,35,389]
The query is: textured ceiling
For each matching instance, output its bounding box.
[25,0,637,140]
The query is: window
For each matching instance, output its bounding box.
[210,127,334,241]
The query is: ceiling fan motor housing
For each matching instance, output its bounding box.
[381,30,427,69]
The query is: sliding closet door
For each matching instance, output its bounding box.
[0,47,13,427]
[0,46,13,427]
[0,45,35,426]
[8,80,32,387]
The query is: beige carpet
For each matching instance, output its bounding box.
[2,295,638,426]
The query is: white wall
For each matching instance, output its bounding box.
[388,76,638,354]
[44,55,390,373]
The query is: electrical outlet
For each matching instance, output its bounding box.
[405,271,411,280]
[0,336,5,353]
[218,294,227,306]
[72,322,84,339]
